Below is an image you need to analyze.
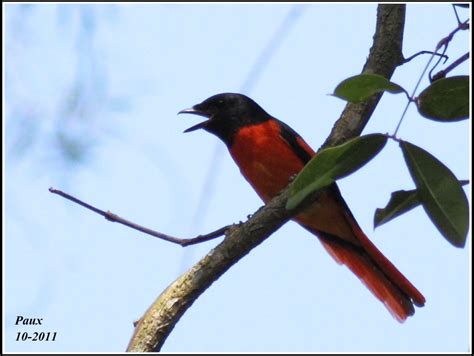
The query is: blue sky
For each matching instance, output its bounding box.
[4,3,471,352]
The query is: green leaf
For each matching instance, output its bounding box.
[400,141,469,247]
[286,134,387,210]
[374,180,469,228]
[374,189,421,228]
[333,74,406,103]
[416,76,469,121]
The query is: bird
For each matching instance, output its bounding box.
[178,92,425,322]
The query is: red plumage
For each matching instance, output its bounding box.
[181,93,425,321]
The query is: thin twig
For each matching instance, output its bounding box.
[393,18,469,137]
[435,19,469,51]
[428,19,468,81]
[49,187,231,247]
[402,50,448,64]
[452,4,462,25]
[431,52,469,81]
[428,45,449,82]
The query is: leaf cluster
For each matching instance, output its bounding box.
[288,64,470,247]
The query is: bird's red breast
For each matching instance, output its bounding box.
[229,119,307,202]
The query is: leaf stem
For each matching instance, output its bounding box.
[393,49,437,137]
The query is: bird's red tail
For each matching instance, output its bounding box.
[304,222,425,322]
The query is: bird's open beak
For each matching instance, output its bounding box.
[178,107,210,133]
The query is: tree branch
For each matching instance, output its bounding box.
[127,4,406,352]
[49,187,232,247]
[321,5,405,148]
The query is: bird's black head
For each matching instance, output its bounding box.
[178,93,271,145]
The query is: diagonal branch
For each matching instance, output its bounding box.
[127,4,406,352]
[321,4,405,149]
